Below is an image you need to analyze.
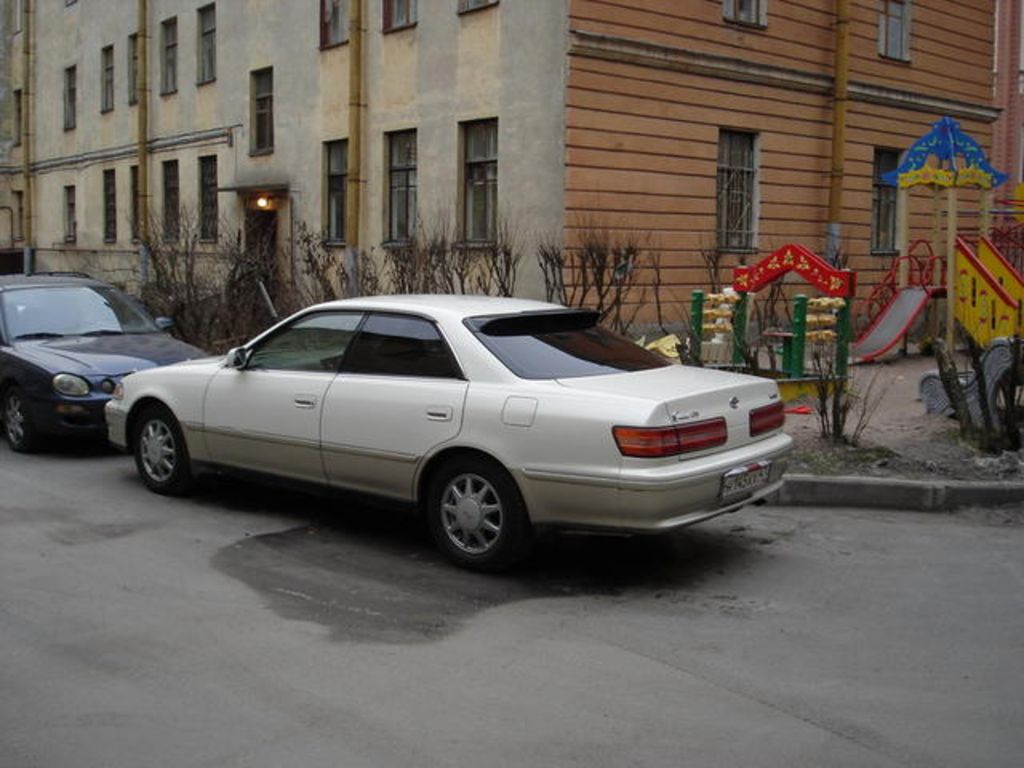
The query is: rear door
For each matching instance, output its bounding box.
[203,311,362,482]
[321,313,467,500]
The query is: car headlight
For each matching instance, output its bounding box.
[111,381,125,401]
[53,373,91,396]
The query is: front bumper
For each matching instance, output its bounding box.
[28,393,110,439]
[516,433,792,532]
[105,399,129,451]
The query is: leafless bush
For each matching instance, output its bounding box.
[810,347,886,444]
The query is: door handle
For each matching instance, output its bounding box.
[426,406,453,422]
[294,395,318,409]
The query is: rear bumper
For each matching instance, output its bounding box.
[516,433,792,532]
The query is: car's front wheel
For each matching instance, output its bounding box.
[426,455,533,572]
[133,404,194,495]
[2,385,41,453]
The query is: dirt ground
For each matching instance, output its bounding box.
[784,351,1024,481]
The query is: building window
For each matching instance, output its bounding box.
[103,169,117,243]
[197,4,216,84]
[459,0,498,11]
[163,160,179,241]
[325,140,347,242]
[383,0,416,30]
[463,119,497,242]
[387,130,417,242]
[130,165,139,240]
[63,66,76,130]
[321,0,347,47]
[878,0,911,61]
[716,130,757,251]
[199,156,218,240]
[64,186,77,242]
[13,191,23,241]
[871,149,899,253]
[723,0,766,26]
[161,18,178,95]
[12,90,21,147]
[251,68,274,154]
[128,34,138,105]
[101,45,115,113]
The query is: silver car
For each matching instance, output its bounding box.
[107,295,791,570]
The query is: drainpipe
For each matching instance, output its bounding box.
[137,0,150,284]
[344,0,364,296]
[21,0,33,274]
[826,0,851,266]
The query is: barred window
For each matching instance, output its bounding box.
[199,156,218,241]
[103,169,117,242]
[163,160,179,241]
[716,130,757,251]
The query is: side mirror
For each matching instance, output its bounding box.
[155,317,175,331]
[224,346,251,370]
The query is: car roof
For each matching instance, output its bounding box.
[311,294,570,322]
[0,273,107,292]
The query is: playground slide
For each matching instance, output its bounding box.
[852,286,932,363]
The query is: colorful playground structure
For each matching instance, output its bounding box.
[687,117,1022,405]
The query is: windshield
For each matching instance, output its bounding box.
[1,285,160,340]
[467,310,672,379]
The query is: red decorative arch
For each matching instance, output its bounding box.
[732,244,856,297]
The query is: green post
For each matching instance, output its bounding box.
[836,300,852,378]
[690,290,704,366]
[790,294,808,378]
[732,293,748,366]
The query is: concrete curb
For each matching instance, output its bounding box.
[773,474,1024,512]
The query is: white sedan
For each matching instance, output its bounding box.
[107,295,792,570]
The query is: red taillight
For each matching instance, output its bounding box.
[749,401,785,436]
[613,418,727,458]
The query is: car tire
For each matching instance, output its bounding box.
[132,404,195,496]
[3,385,42,453]
[426,455,533,572]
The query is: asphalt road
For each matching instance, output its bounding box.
[2,440,1023,768]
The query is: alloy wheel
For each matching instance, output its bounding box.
[139,418,178,483]
[4,391,25,447]
[440,472,504,555]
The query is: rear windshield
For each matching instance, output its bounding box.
[466,310,672,379]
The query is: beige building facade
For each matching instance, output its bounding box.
[0,0,568,295]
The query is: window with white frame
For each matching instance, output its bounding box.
[161,18,178,94]
[128,34,138,105]
[723,0,766,26]
[101,45,114,113]
[197,4,216,84]
[878,0,911,61]
[716,130,757,251]
[463,119,498,242]
[384,0,416,30]
[325,140,347,242]
[387,130,417,242]
[321,0,347,47]
[251,68,274,154]
[871,148,899,253]
[64,66,76,130]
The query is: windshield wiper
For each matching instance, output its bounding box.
[81,329,125,337]
[14,332,65,340]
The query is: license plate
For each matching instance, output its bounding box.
[720,461,772,501]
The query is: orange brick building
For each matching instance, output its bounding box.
[564,0,999,307]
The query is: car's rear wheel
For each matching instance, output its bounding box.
[133,404,194,495]
[426,455,533,571]
[3,385,42,453]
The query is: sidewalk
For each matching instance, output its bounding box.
[774,351,1024,511]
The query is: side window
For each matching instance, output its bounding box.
[343,314,461,378]
[248,312,363,372]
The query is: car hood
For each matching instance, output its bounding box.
[12,333,206,376]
